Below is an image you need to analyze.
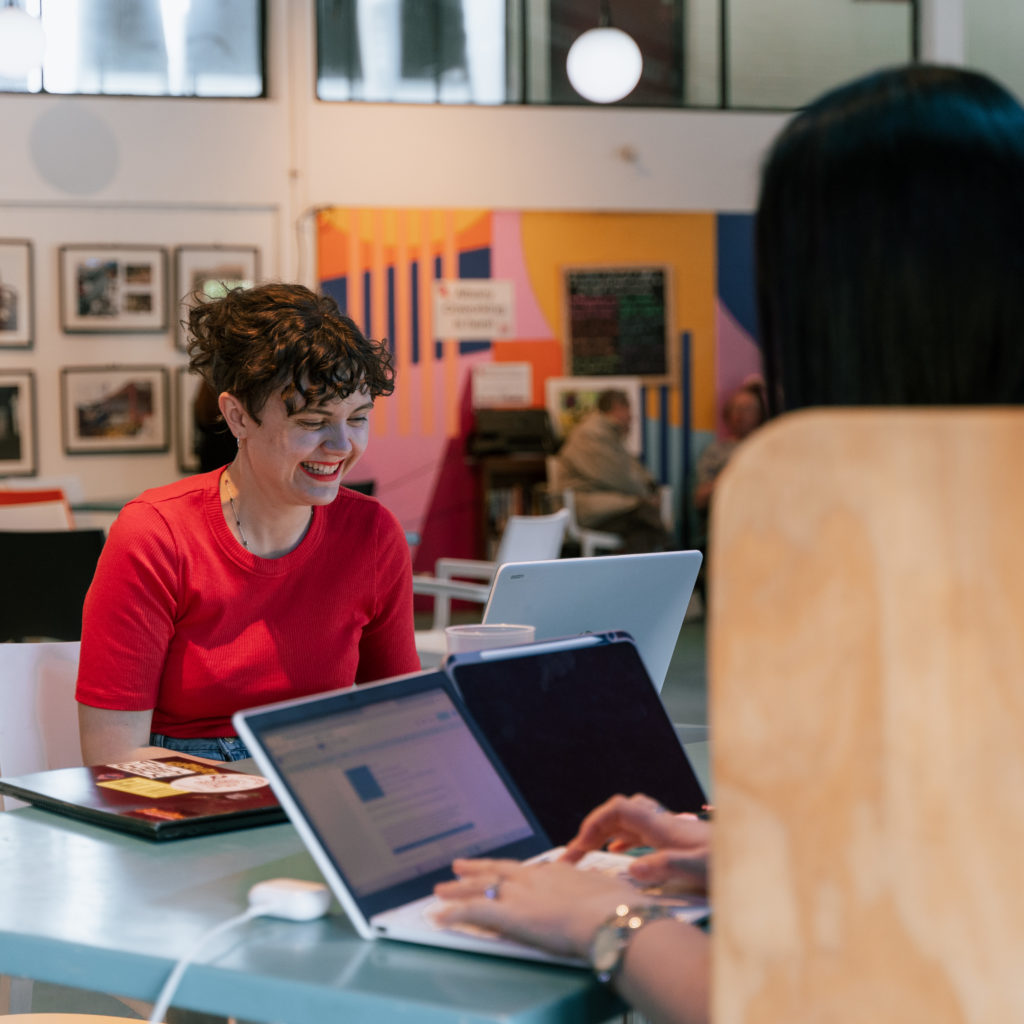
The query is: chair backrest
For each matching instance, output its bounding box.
[709,408,1024,1023]
[0,488,74,530]
[0,529,105,641]
[494,508,569,565]
[0,641,82,809]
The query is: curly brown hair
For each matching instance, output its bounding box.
[186,283,395,422]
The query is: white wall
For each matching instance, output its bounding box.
[0,0,962,501]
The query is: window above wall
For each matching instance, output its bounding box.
[315,0,919,110]
[0,0,265,98]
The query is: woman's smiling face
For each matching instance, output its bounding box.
[244,387,373,507]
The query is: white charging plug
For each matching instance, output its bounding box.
[247,878,332,921]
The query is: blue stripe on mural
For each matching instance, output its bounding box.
[410,260,419,364]
[322,276,347,315]
[716,213,759,343]
[681,330,694,547]
[363,271,372,335]
[434,255,443,360]
[387,266,396,348]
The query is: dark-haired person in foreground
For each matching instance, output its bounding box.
[435,63,1024,1024]
[77,283,420,764]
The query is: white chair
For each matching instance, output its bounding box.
[0,643,83,1015]
[413,508,569,666]
[0,641,82,810]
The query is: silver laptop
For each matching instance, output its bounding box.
[483,550,703,691]
[232,637,707,966]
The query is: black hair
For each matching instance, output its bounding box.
[757,64,1024,414]
[186,282,395,422]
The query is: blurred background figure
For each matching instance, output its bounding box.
[557,388,670,553]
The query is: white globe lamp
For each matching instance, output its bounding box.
[0,5,46,79]
[566,23,642,105]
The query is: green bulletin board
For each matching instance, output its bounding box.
[565,266,671,380]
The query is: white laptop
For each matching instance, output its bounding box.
[233,635,707,966]
[482,550,703,691]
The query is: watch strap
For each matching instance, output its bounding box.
[589,903,676,985]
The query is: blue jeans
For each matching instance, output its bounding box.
[149,733,251,762]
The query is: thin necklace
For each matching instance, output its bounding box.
[223,469,249,549]
[223,469,314,553]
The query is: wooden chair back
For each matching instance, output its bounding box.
[709,408,1024,1024]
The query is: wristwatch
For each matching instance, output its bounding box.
[589,903,676,985]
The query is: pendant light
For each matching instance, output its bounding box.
[0,3,45,79]
[566,1,642,105]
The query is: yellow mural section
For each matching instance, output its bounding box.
[518,211,716,431]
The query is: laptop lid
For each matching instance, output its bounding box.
[482,550,702,691]
[445,631,707,846]
[232,670,552,941]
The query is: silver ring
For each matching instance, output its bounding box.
[484,880,502,901]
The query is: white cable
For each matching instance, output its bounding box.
[147,907,259,1024]
[147,878,331,1024]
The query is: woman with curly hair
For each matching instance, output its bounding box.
[77,283,420,763]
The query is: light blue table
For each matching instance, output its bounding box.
[0,809,622,1023]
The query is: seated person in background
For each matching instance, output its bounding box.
[77,283,420,765]
[693,379,766,518]
[436,61,1024,1024]
[557,389,669,553]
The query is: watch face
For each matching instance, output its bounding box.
[592,923,625,975]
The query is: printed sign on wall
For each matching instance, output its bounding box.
[432,279,516,339]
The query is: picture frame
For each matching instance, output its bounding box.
[0,240,34,349]
[61,365,170,455]
[545,375,643,456]
[0,370,37,475]
[59,245,168,333]
[174,245,260,349]
[177,366,202,474]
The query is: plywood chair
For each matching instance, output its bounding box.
[413,508,569,666]
[708,409,1024,1024]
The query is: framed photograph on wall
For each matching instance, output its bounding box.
[545,375,643,456]
[0,240,33,349]
[59,245,168,333]
[174,245,260,349]
[177,366,202,474]
[61,365,169,455]
[0,370,37,475]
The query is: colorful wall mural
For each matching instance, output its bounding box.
[317,207,760,570]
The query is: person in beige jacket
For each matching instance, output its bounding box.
[556,389,669,553]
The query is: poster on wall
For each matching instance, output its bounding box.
[564,266,672,382]
[61,365,169,455]
[545,375,643,456]
[175,245,261,350]
[0,240,33,349]
[0,370,36,475]
[59,245,168,333]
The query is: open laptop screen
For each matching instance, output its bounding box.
[447,633,707,845]
[239,673,550,918]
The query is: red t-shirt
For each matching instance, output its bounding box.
[76,470,419,737]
